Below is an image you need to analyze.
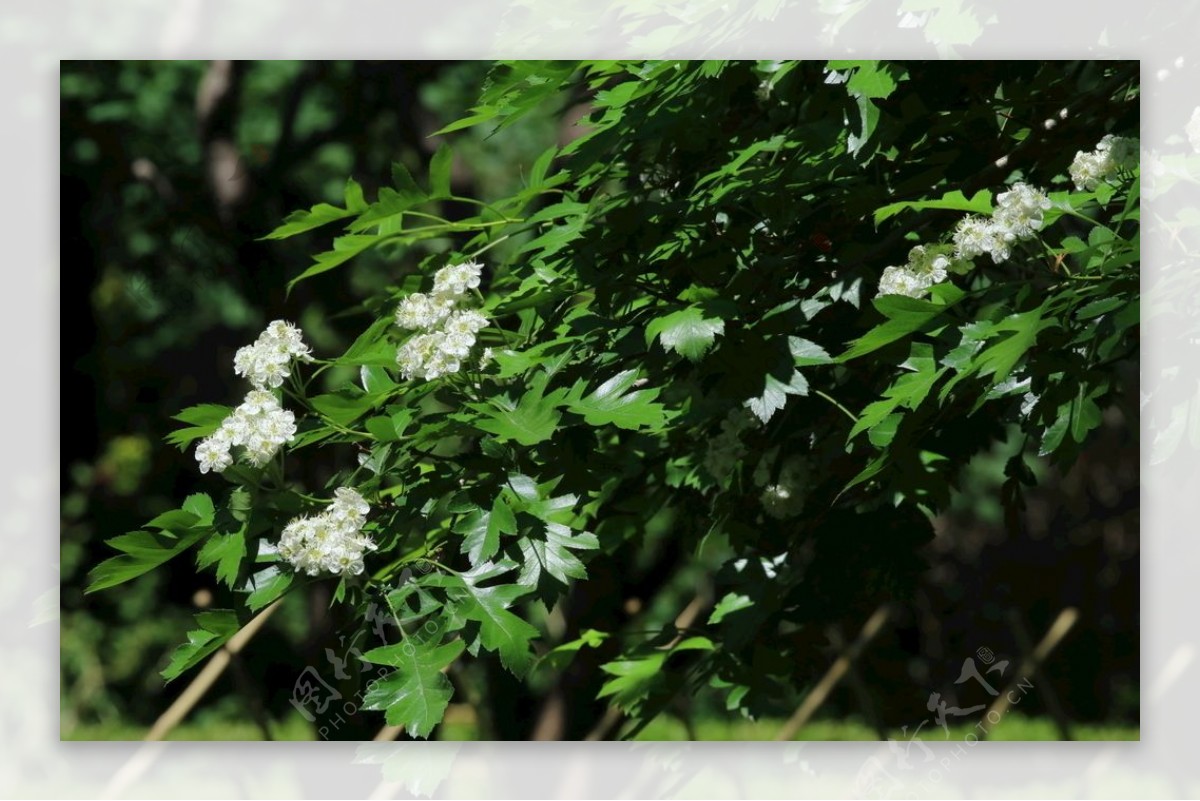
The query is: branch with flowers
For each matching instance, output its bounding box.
[87,60,1139,740]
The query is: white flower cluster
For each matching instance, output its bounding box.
[876,245,952,299]
[395,261,490,381]
[1187,108,1200,155]
[195,388,298,472]
[754,455,811,520]
[702,409,757,481]
[233,320,313,390]
[1069,134,1139,191]
[278,487,376,577]
[195,321,309,474]
[952,182,1051,264]
[195,390,298,473]
[433,260,483,296]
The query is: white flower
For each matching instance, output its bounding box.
[877,265,925,298]
[194,388,298,474]
[331,487,370,524]
[438,332,475,359]
[703,409,757,481]
[396,333,443,381]
[948,182,1049,266]
[432,260,483,297]
[994,183,1051,239]
[758,455,810,519]
[929,255,950,283]
[761,484,800,519]
[394,272,490,382]
[395,292,455,330]
[445,309,489,337]
[238,389,276,414]
[278,488,375,577]
[195,431,233,474]
[953,216,992,260]
[1188,108,1200,154]
[876,245,955,299]
[264,320,312,360]
[232,320,313,389]
[1069,135,1138,191]
[1068,150,1109,191]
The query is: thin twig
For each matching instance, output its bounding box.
[145,600,283,741]
[774,605,891,741]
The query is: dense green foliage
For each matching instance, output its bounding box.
[85,60,1138,739]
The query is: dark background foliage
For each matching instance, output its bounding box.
[61,60,1137,739]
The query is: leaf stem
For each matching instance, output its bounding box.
[814,389,859,424]
[466,233,512,261]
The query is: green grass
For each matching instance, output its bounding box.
[632,714,1138,741]
[62,714,316,741]
[64,713,1137,741]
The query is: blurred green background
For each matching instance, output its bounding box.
[60,60,1138,741]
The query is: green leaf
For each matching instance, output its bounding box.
[828,60,903,99]
[874,189,994,226]
[362,637,466,739]
[941,309,1058,405]
[839,452,889,497]
[245,566,293,612]
[1077,297,1126,320]
[360,365,397,395]
[745,370,809,424]
[503,473,579,524]
[310,390,379,428]
[527,145,559,188]
[429,143,454,198]
[490,492,519,529]
[598,652,667,710]
[564,369,666,431]
[847,92,880,157]
[432,61,578,137]
[824,61,903,158]
[196,528,246,589]
[517,522,600,588]
[391,161,427,202]
[161,610,240,682]
[789,337,835,367]
[1040,402,1072,457]
[467,373,565,446]
[262,180,362,240]
[708,592,753,625]
[424,563,540,675]
[347,188,425,233]
[454,496,517,566]
[144,509,200,531]
[182,493,216,525]
[973,313,1056,383]
[87,528,207,593]
[456,511,496,565]
[433,111,498,136]
[344,177,367,211]
[287,233,385,291]
[364,415,398,442]
[1070,390,1104,444]
[165,404,231,450]
[849,345,943,443]
[646,306,725,361]
[840,295,949,361]
[336,315,396,367]
[538,628,610,670]
[867,413,903,447]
